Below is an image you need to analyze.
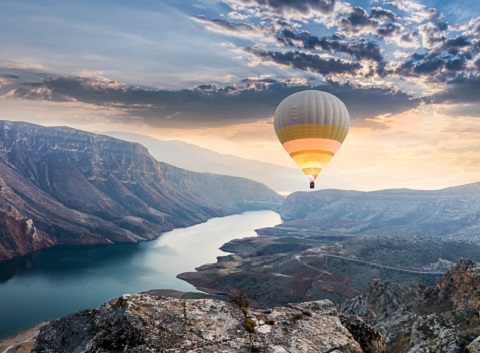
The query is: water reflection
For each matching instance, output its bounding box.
[0,210,280,339]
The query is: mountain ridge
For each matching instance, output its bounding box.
[0,120,283,261]
[103,131,355,192]
[279,183,480,238]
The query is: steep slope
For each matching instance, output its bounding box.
[279,184,480,238]
[0,120,283,261]
[103,131,354,192]
[341,259,480,353]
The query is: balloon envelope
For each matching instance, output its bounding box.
[274,90,350,180]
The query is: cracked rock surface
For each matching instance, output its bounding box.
[32,294,366,353]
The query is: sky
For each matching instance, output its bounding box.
[0,0,479,191]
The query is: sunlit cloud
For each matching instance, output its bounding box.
[0,0,478,190]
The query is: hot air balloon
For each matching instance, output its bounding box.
[274,90,350,189]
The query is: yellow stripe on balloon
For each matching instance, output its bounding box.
[292,152,333,180]
[291,152,333,168]
[290,150,334,158]
[281,137,340,179]
[275,123,348,145]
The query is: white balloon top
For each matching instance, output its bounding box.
[274,90,350,130]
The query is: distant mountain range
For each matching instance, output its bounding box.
[279,184,480,239]
[103,132,354,193]
[0,121,283,261]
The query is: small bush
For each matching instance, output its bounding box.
[231,289,249,311]
[302,309,313,317]
[243,317,257,333]
[266,318,277,325]
[294,312,303,320]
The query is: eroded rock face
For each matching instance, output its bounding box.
[342,260,480,353]
[418,258,480,311]
[32,295,367,353]
[339,314,386,353]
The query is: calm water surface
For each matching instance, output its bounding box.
[0,210,281,339]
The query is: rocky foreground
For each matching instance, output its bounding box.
[341,259,480,352]
[30,294,383,353]
[3,259,480,353]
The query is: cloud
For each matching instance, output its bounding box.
[244,47,362,75]
[419,21,448,49]
[385,0,438,23]
[338,6,379,35]
[396,32,478,80]
[192,15,262,38]
[432,75,480,104]
[335,5,418,47]
[223,0,337,18]
[370,7,399,22]
[323,80,422,119]
[3,70,421,128]
[276,29,385,63]
[398,31,420,48]
[377,22,403,37]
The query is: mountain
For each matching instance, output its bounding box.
[279,184,480,239]
[0,120,283,261]
[341,259,480,352]
[29,294,381,353]
[103,131,355,193]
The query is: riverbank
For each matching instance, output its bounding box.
[0,324,45,353]
[178,230,480,307]
[0,211,281,340]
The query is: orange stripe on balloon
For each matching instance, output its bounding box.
[282,138,342,155]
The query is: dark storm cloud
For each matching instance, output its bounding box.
[236,0,336,15]
[244,47,361,75]
[276,29,384,62]
[5,73,421,127]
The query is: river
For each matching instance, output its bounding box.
[0,210,281,339]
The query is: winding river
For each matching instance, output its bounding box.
[0,210,281,339]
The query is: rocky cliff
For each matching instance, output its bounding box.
[279,184,480,239]
[341,259,480,353]
[30,294,384,353]
[0,120,283,261]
